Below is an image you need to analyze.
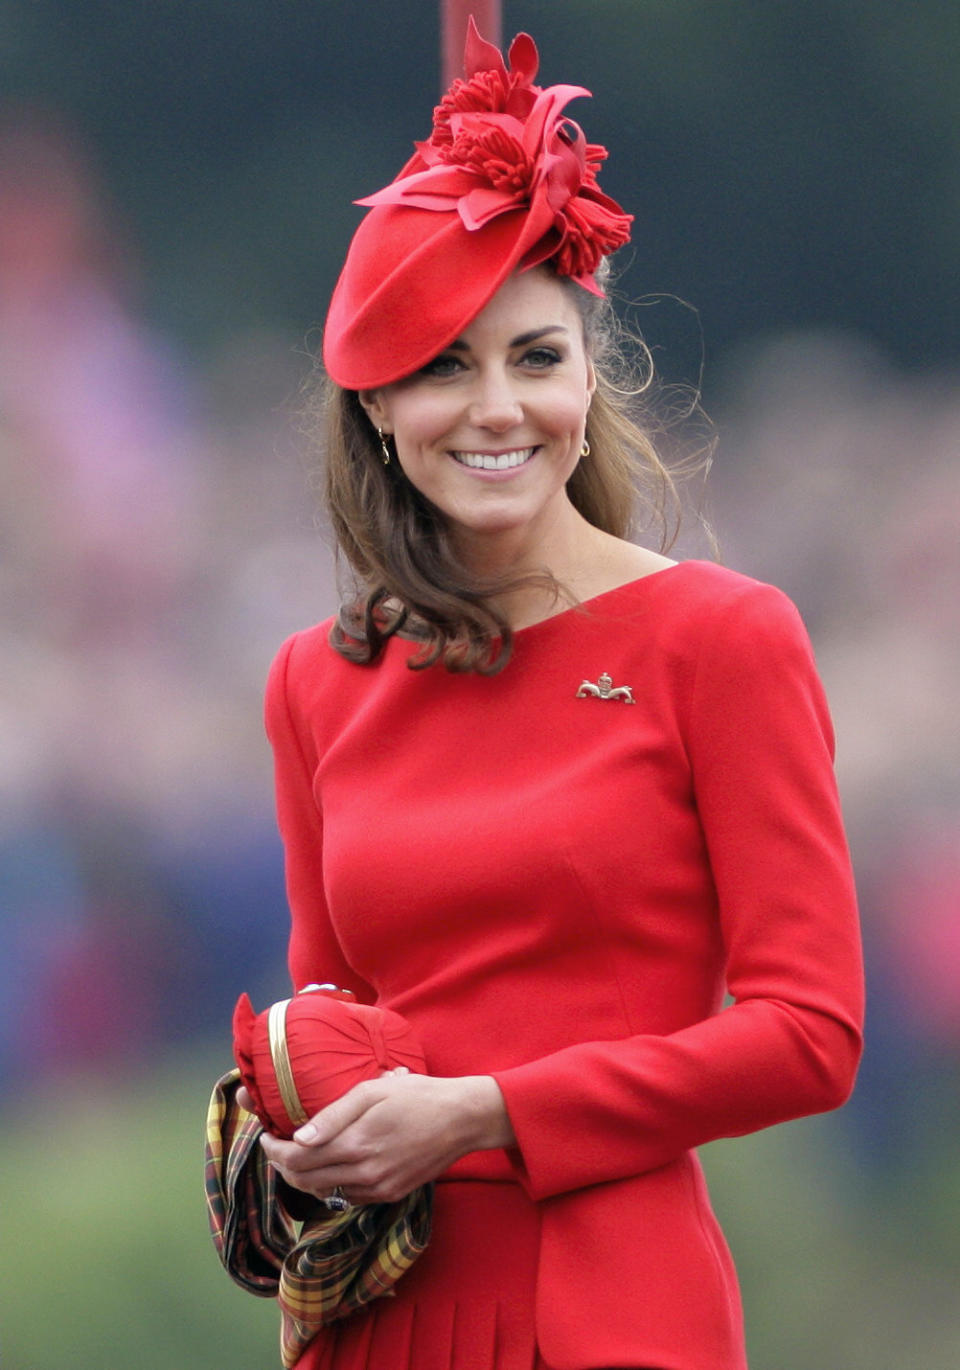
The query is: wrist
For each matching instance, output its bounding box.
[453,1075,517,1154]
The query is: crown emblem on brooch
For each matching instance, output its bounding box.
[576,672,635,704]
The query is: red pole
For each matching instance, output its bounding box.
[441,0,502,90]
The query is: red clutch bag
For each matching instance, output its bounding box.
[232,983,428,1138]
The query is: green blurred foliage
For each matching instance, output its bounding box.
[1,1053,958,1370]
[0,1051,277,1370]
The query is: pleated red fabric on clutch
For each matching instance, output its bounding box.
[232,984,428,1137]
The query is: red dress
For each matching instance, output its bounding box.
[265,561,864,1370]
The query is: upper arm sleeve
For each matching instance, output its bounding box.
[265,635,376,1003]
[492,583,864,1199]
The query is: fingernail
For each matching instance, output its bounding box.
[294,1122,318,1144]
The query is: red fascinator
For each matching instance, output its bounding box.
[322,18,632,389]
[232,984,428,1138]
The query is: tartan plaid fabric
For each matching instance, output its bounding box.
[205,1068,433,1369]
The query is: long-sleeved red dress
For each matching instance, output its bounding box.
[264,560,864,1370]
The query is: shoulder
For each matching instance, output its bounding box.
[660,558,799,615]
[614,561,823,732]
[264,616,352,746]
[593,559,811,661]
[267,616,338,689]
[649,560,812,660]
[267,615,337,702]
[265,612,416,754]
[667,564,833,751]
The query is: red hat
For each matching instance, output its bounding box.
[232,985,427,1138]
[322,19,632,390]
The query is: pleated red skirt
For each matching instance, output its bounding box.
[296,1179,553,1370]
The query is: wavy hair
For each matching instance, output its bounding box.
[307,267,707,674]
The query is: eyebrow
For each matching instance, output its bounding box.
[446,325,570,352]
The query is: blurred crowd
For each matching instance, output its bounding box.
[710,333,960,1179]
[2,115,958,1187]
[0,116,335,1086]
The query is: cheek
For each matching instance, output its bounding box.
[549,390,591,435]
[390,396,453,451]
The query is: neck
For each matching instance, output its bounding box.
[451,502,615,630]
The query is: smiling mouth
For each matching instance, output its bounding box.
[451,447,537,471]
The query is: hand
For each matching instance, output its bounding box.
[257,1071,515,1206]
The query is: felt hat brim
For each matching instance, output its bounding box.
[322,197,555,390]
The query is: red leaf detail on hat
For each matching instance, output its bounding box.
[428,17,540,153]
[464,15,514,80]
[505,30,539,87]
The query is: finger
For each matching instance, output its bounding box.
[236,1085,255,1114]
[260,1140,364,1198]
[293,1078,386,1147]
[259,1130,360,1187]
[324,1186,354,1211]
[259,1132,314,1173]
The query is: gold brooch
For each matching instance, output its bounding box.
[576,672,635,704]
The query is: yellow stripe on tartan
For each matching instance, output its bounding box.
[281,1272,347,1313]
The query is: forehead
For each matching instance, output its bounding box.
[455,267,580,342]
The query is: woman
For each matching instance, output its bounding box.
[253,22,863,1370]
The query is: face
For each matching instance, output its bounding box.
[360,268,596,560]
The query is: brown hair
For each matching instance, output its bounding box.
[309,267,701,674]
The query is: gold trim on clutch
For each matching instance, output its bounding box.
[268,998,310,1126]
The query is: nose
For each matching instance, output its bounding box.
[467,367,524,431]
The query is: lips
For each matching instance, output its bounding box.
[450,446,536,471]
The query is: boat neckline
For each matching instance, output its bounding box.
[512,557,709,636]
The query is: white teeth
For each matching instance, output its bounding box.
[452,447,535,471]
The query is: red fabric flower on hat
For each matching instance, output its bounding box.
[426,24,540,152]
[357,18,631,292]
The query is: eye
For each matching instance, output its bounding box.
[520,345,563,369]
[419,353,465,379]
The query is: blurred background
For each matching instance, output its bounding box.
[1,2,957,1367]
